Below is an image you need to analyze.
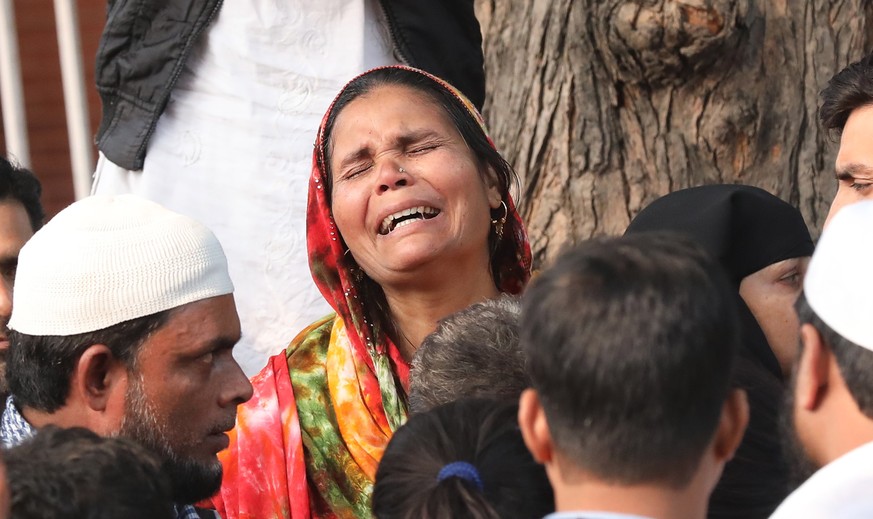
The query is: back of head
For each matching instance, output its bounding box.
[626,186,810,516]
[0,156,45,231]
[4,426,173,518]
[799,200,873,418]
[7,194,234,412]
[0,156,43,232]
[522,232,740,487]
[820,53,873,134]
[409,295,526,413]
[372,398,553,519]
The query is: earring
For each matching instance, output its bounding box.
[491,200,508,239]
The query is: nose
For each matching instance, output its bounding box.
[220,355,254,407]
[377,161,411,193]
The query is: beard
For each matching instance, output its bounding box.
[0,348,7,396]
[779,373,821,490]
[0,319,9,396]
[117,376,224,505]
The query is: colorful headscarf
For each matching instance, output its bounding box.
[213,65,531,519]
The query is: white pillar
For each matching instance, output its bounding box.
[54,0,93,199]
[0,0,31,167]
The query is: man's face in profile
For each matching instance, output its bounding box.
[117,295,252,505]
[826,104,873,227]
[0,200,34,395]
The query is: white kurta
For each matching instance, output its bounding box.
[92,0,397,375]
[769,440,873,519]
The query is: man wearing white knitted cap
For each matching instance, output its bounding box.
[771,200,873,519]
[0,194,253,519]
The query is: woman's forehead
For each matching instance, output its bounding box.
[338,83,444,119]
[330,85,457,150]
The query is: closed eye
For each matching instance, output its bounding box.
[408,144,438,155]
[342,163,373,180]
[836,168,873,192]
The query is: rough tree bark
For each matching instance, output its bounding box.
[475,0,873,266]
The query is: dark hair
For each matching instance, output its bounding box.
[708,353,789,519]
[819,53,873,135]
[409,295,527,414]
[372,398,553,519]
[795,293,873,417]
[7,310,171,412]
[4,425,173,519]
[319,67,522,343]
[0,155,44,231]
[522,232,740,488]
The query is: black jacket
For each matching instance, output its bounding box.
[94,0,485,171]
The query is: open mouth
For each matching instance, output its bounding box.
[379,206,440,235]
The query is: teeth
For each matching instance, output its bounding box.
[379,206,439,235]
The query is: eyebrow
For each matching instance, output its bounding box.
[835,163,873,180]
[338,148,371,172]
[187,334,239,358]
[336,129,442,172]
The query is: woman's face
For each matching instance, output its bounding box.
[739,256,810,378]
[328,84,502,288]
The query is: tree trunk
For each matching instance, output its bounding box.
[476,0,873,267]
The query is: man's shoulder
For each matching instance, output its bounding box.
[770,442,873,519]
[0,396,35,448]
[194,508,220,519]
[545,512,655,519]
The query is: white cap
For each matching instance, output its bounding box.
[9,195,234,335]
[804,200,873,351]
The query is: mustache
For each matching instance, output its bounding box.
[209,415,238,436]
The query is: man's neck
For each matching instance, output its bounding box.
[21,405,77,430]
[552,477,708,519]
[808,397,873,467]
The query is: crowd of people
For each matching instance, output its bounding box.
[0,4,872,519]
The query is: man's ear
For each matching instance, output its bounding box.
[71,344,128,414]
[518,389,554,464]
[796,323,831,412]
[713,388,749,462]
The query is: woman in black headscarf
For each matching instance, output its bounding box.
[626,184,814,519]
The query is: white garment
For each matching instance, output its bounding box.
[769,441,873,518]
[545,512,653,519]
[92,0,397,375]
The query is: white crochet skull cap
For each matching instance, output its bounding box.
[804,200,873,351]
[9,194,234,335]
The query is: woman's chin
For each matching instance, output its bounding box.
[369,247,446,283]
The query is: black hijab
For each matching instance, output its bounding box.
[626,185,814,519]
[626,184,814,379]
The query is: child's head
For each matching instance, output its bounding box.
[373,398,553,519]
